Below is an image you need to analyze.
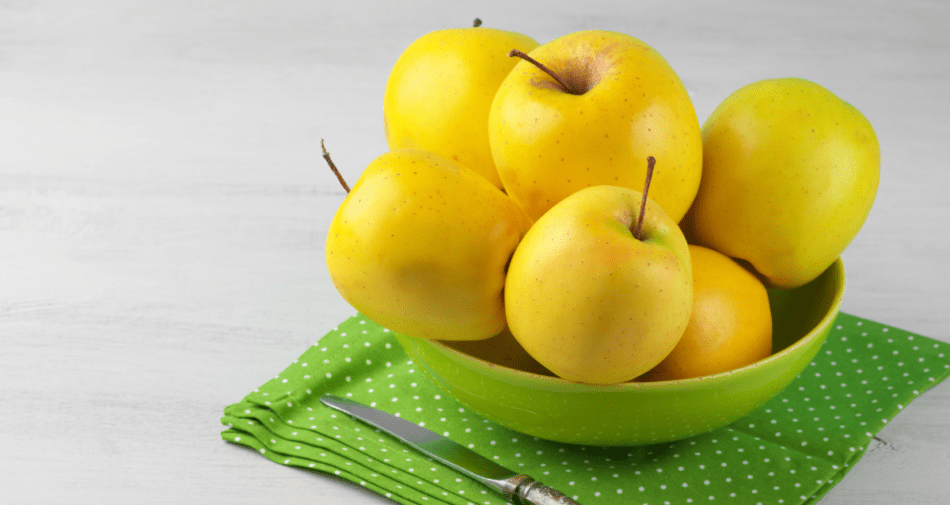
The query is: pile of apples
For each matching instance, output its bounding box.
[324,24,879,385]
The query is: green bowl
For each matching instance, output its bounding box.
[395,258,845,446]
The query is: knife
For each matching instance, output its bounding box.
[319,394,581,505]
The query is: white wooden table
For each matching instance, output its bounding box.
[2,1,947,503]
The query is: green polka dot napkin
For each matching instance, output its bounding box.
[221,312,950,505]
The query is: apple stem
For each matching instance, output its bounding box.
[633,156,656,241]
[508,49,578,95]
[473,18,482,27]
[321,139,350,193]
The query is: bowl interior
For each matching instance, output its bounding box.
[396,258,845,446]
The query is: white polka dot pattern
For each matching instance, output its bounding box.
[222,312,950,505]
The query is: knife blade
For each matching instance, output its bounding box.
[319,394,581,505]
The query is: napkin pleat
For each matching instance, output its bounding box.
[222,312,950,505]
[222,412,458,505]
[221,424,425,505]
[224,400,490,505]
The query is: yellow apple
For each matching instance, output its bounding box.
[639,245,772,381]
[383,26,539,189]
[325,149,531,341]
[488,30,702,222]
[504,184,693,385]
[681,78,879,288]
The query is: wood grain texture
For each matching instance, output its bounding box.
[1,1,947,504]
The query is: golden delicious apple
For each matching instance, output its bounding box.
[682,78,879,288]
[639,245,772,381]
[325,149,531,341]
[384,26,538,189]
[489,30,702,222]
[504,182,693,385]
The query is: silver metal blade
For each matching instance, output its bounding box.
[319,394,518,482]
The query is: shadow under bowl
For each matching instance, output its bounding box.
[395,258,845,446]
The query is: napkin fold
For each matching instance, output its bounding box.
[222,313,950,505]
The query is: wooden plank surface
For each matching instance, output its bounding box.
[1,1,947,503]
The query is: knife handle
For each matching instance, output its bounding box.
[512,476,581,505]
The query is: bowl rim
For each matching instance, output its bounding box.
[408,258,846,393]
